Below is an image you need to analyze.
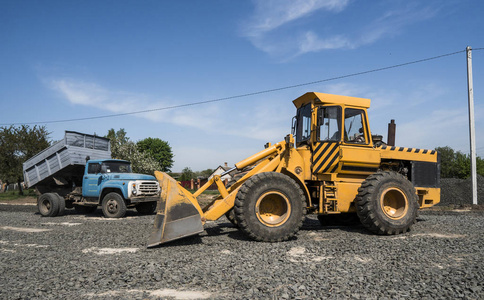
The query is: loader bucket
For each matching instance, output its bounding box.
[147,171,204,248]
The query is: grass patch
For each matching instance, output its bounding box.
[185,189,221,195]
[0,189,37,201]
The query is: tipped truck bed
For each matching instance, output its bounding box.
[23,131,111,188]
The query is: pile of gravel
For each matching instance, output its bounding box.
[1,204,483,299]
[440,174,484,206]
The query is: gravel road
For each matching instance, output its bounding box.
[0,204,483,300]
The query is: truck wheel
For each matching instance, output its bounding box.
[74,205,97,214]
[54,193,66,216]
[234,172,306,242]
[356,171,418,235]
[102,192,127,218]
[38,193,60,217]
[136,202,157,215]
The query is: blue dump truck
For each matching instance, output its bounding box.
[23,131,160,218]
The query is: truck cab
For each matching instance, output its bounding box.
[82,159,161,217]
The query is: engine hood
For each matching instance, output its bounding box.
[105,173,157,181]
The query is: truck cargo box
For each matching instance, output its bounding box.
[23,131,111,188]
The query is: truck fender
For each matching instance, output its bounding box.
[100,186,128,203]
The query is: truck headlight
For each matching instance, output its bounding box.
[132,183,137,195]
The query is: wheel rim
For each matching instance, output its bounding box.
[40,199,50,214]
[255,191,291,227]
[380,187,408,220]
[106,199,119,215]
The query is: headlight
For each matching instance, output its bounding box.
[132,183,137,195]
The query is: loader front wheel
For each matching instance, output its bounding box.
[102,192,127,218]
[234,172,306,242]
[356,171,418,235]
[225,209,238,227]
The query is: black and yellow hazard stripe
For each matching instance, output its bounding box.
[380,145,437,155]
[312,142,340,174]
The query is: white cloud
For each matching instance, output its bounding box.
[244,0,349,36]
[397,107,470,150]
[357,5,438,46]
[50,78,219,128]
[48,78,292,142]
[298,31,354,55]
[242,1,440,58]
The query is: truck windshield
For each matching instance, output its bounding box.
[102,162,132,173]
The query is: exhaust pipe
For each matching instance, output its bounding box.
[387,119,396,146]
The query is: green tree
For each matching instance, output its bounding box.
[0,125,51,194]
[137,137,174,172]
[106,128,161,174]
[196,168,214,179]
[180,167,195,181]
[436,146,456,178]
[435,146,484,178]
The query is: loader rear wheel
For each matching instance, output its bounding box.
[102,192,127,218]
[234,172,306,242]
[38,193,60,217]
[356,171,418,235]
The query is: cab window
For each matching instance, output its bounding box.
[318,106,342,142]
[87,163,100,174]
[296,103,312,143]
[344,108,367,144]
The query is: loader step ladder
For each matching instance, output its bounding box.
[320,182,338,214]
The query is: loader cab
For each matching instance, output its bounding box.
[293,92,372,147]
[293,92,374,175]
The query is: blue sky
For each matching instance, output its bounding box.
[1,0,483,172]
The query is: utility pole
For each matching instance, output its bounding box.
[466,46,478,205]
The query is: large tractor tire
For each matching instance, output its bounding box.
[102,192,127,218]
[38,193,60,217]
[234,172,306,242]
[224,209,238,227]
[356,171,418,235]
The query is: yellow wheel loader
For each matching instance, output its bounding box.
[148,92,440,247]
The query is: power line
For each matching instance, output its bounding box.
[0,48,474,126]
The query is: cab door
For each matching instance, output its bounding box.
[312,106,342,174]
[339,107,380,174]
[82,163,102,198]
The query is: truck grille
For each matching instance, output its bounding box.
[138,182,159,196]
